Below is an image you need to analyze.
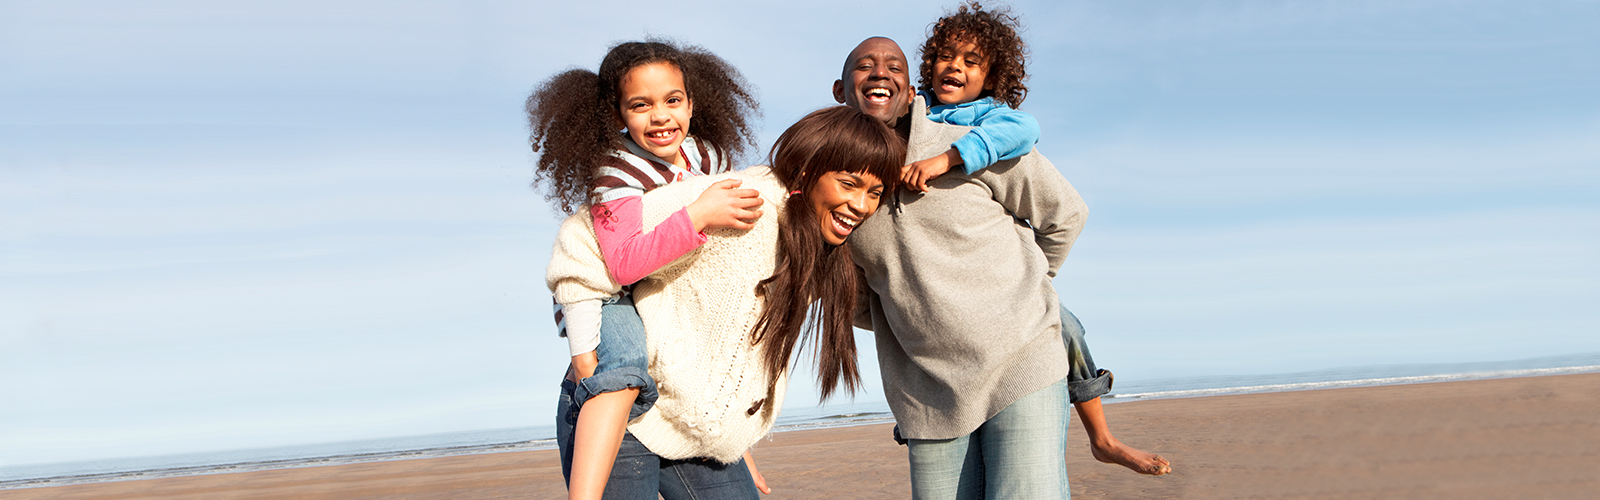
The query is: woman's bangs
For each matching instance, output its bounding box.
[819,117,904,191]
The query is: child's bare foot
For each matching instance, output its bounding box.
[1090,437,1171,475]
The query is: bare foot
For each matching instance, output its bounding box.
[1090,437,1172,475]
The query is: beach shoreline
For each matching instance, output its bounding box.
[7,371,1598,499]
[14,360,1597,491]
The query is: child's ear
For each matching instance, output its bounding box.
[832,79,848,104]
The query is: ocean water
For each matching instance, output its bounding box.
[5,352,1598,490]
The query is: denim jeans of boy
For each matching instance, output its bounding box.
[905,379,1071,499]
[1061,305,1113,404]
[572,294,658,419]
[557,378,759,499]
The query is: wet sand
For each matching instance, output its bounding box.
[8,372,1597,499]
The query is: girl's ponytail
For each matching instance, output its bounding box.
[526,69,618,214]
[674,45,760,169]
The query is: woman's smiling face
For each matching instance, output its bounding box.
[809,170,886,245]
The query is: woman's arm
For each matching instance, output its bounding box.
[743,450,771,495]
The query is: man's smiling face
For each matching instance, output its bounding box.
[833,37,914,127]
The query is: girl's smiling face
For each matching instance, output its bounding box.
[810,170,886,245]
[617,62,693,168]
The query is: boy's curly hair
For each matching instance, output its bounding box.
[525,38,760,214]
[918,1,1029,109]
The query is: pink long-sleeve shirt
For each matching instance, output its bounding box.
[587,135,725,285]
[591,196,706,285]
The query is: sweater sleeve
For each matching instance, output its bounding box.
[546,210,622,305]
[951,108,1041,175]
[982,153,1087,277]
[592,194,709,285]
[853,272,876,331]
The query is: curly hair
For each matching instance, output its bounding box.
[751,106,905,402]
[525,39,760,214]
[918,0,1030,109]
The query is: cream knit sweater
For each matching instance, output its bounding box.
[545,166,788,463]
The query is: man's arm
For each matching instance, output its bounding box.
[982,151,1088,277]
[853,270,876,331]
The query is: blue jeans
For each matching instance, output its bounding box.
[557,378,760,499]
[572,294,658,419]
[1061,305,1113,404]
[906,379,1071,499]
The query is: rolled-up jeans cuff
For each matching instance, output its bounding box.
[1068,368,1113,404]
[573,366,659,419]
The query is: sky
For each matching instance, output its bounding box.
[2,0,1597,467]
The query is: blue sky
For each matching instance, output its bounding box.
[2,0,1597,467]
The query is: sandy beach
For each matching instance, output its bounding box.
[9,372,1598,499]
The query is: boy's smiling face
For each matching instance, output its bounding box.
[834,37,914,127]
[930,37,992,106]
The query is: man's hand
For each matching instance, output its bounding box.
[901,148,962,192]
[687,179,764,231]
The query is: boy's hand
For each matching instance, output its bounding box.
[687,179,764,232]
[901,148,963,192]
[572,351,599,380]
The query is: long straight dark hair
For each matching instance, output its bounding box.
[751,106,905,401]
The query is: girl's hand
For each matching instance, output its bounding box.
[901,148,962,192]
[687,179,764,232]
[743,450,771,495]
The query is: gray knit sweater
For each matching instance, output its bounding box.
[850,96,1089,440]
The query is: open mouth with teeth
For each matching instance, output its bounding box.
[644,128,681,148]
[864,87,893,106]
[939,77,964,93]
[830,211,860,238]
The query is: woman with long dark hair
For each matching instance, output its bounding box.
[545,105,904,499]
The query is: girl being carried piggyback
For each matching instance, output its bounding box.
[525,39,764,499]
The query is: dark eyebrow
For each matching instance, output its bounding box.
[841,172,884,190]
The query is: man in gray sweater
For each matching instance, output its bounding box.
[834,37,1170,497]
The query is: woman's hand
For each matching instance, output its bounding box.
[743,450,771,495]
[687,179,764,232]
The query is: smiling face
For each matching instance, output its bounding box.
[929,37,991,106]
[833,37,914,127]
[617,62,693,168]
[810,170,886,246]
